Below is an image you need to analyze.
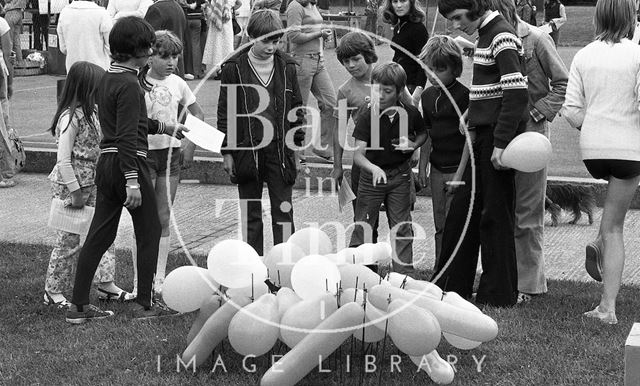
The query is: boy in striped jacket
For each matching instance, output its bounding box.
[432,0,528,307]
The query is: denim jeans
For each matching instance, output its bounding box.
[515,119,548,294]
[292,53,337,157]
[429,167,457,269]
[350,164,414,274]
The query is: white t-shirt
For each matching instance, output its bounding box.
[145,74,197,150]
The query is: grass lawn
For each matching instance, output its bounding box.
[2,242,635,385]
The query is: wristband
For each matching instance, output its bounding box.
[126,184,140,190]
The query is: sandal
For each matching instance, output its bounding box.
[97,288,136,302]
[584,306,617,325]
[43,292,71,309]
[0,179,16,188]
[516,292,540,304]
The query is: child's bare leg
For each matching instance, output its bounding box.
[153,174,179,292]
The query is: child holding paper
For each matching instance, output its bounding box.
[136,30,204,298]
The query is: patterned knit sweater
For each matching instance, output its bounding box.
[469,13,528,148]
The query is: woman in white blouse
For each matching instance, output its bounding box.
[561,0,640,325]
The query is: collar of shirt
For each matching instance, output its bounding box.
[108,63,139,74]
[479,10,500,29]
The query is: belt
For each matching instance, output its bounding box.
[382,161,411,179]
[101,147,147,158]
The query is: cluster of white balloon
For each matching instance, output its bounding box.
[160,227,499,385]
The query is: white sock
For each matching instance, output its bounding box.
[155,236,170,292]
[131,232,138,295]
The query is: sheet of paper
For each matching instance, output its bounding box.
[183,115,226,153]
[338,179,356,213]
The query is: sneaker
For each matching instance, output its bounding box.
[65,304,114,324]
[585,242,603,282]
[129,302,180,320]
[184,73,195,80]
[583,306,617,325]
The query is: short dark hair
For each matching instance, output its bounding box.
[372,62,407,94]
[247,9,284,40]
[109,16,156,63]
[336,32,379,64]
[419,35,464,78]
[437,0,490,21]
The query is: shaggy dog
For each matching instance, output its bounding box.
[545,184,596,226]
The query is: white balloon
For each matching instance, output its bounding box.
[374,242,393,264]
[410,351,455,384]
[442,292,482,350]
[276,287,302,318]
[226,282,269,300]
[264,243,306,274]
[354,243,378,265]
[365,300,389,331]
[279,293,338,348]
[335,247,359,265]
[162,266,218,313]
[501,131,552,173]
[339,264,384,290]
[291,255,340,300]
[287,227,333,256]
[207,240,267,288]
[387,299,441,356]
[228,294,280,356]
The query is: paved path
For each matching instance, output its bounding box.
[3,173,640,285]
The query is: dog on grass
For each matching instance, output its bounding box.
[545,184,596,226]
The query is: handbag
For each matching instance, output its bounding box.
[232,12,241,35]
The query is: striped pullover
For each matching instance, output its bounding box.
[97,64,166,181]
[469,12,528,148]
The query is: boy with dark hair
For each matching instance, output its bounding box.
[66,17,186,323]
[433,0,528,307]
[219,9,305,256]
[348,62,427,274]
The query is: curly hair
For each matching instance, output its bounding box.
[382,0,426,25]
